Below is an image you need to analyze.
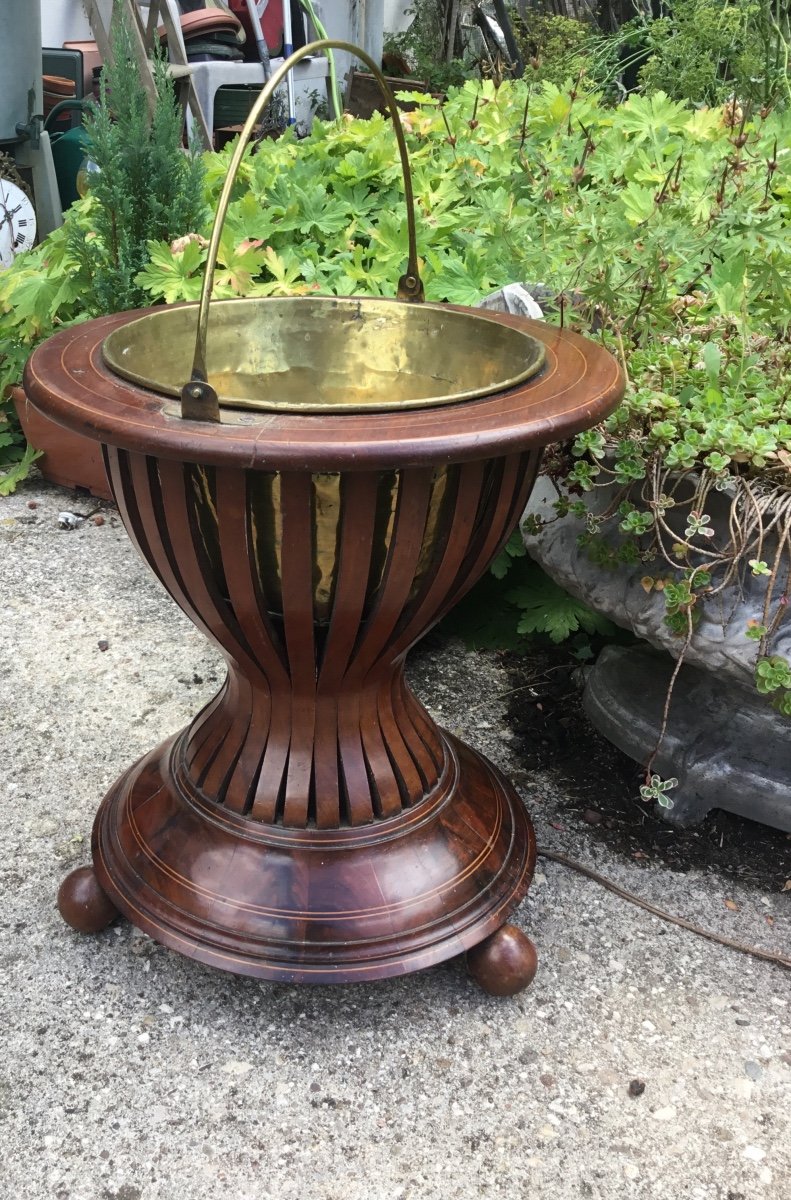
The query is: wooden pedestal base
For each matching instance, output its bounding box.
[57,865,118,934]
[33,308,623,996]
[59,728,535,988]
[466,924,539,996]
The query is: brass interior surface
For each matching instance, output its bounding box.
[102,297,546,414]
[185,464,454,625]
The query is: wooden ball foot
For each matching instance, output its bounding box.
[467,924,538,997]
[57,865,119,934]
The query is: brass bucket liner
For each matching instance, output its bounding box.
[188,462,455,623]
[103,296,545,413]
[101,39,545,419]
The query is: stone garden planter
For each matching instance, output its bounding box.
[523,475,791,831]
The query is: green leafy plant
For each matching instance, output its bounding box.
[124,80,789,336]
[755,654,791,714]
[72,4,205,313]
[507,570,617,644]
[639,773,679,808]
[383,1,470,93]
[560,322,791,652]
[441,534,617,654]
[634,0,791,109]
[510,10,620,94]
[0,1,204,491]
[491,530,616,643]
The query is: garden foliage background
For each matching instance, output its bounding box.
[2,30,791,715]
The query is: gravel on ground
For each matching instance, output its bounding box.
[1,478,789,1200]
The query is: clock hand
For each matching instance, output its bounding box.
[0,182,31,249]
[0,187,16,230]
[0,194,17,233]
[0,186,11,222]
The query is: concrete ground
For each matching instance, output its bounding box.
[1,477,789,1200]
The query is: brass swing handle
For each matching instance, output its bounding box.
[183,39,425,420]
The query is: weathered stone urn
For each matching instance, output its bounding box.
[523,476,791,832]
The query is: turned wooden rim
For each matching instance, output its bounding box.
[24,304,624,471]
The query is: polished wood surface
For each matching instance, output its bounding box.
[88,733,535,981]
[57,866,118,934]
[28,306,623,990]
[24,306,623,470]
[467,925,539,996]
[104,447,539,828]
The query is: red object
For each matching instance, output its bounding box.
[228,0,284,54]
[43,75,77,126]
[158,10,244,41]
[11,387,112,500]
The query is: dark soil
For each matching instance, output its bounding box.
[499,642,791,895]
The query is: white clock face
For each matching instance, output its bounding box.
[0,179,36,269]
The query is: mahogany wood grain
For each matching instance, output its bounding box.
[467,925,539,996]
[29,307,623,988]
[24,306,623,470]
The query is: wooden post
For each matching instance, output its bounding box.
[80,0,213,149]
[81,0,157,115]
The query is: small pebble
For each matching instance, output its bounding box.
[743,1145,766,1162]
[735,1017,751,1027]
[582,808,603,825]
[652,1105,677,1121]
[623,1164,639,1181]
[744,1060,762,1082]
[220,1060,253,1076]
[98,639,109,652]
[93,515,105,526]
[27,500,38,509]
[628,1079,646,1098]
